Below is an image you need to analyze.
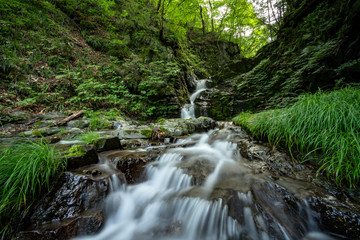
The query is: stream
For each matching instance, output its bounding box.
[14,86,359,239]
[74,127,338,240]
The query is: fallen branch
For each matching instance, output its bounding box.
[52,110,84,127]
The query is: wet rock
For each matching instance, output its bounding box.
[68,127,83,134]
[33,120,57,128]
[15,211,104,240]
[110,118,216,140]
[6,110,32,123]
[157,117,216,136]
[106,150,162,184]
[65,145,98,170]
[17,166,125,239]
[23,127,61,137]
[309,196,360,239]
[116,126,153,139]
[66,120,89,129]
[233,137,299,177]
[94,136,121,152]
[120,139,152,148]
[39,112,67,120]
[27,172,107,226]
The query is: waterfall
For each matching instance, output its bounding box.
[181,79,207,119]
[75,130,335,240]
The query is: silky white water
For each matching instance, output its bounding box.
[75,130,334,240]
[181,79,207,119]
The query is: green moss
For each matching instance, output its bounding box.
[140,129,152,138]
[156,118,166,123]
[65,145,87,157]
[124,130,137,134]
[32,129,43,137]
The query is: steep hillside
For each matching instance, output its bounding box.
[210,0,360,118]
[0,0,239,121]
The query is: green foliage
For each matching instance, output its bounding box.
[78,132,101,144]
[140,129,152,138]
[233,88,360,188]
[0,139,64,237]
[0,0,194,119]
[65,145,87,157]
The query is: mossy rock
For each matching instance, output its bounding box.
[94,136,121,152]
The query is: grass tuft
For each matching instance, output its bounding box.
[0,139,65,237]
[78,131,101,144]
[233,87,360,187]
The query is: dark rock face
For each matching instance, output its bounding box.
[188,31,240,75]
[16,168,125,239]
[191,58,259,121]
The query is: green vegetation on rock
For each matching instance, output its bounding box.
[65,145,87,157]
[233,88,360,188]
[78,132,101,144]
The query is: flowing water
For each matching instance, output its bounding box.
[75,128,335,240]
[181,79,207,119]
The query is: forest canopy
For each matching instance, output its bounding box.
[152,0,288,56]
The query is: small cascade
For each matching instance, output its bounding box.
[181,79,207,119]
[75,130,337,240]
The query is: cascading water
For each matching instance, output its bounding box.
[75,129,334,240]
[181,79,207,119]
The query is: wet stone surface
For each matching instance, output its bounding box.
[16,166,125,239]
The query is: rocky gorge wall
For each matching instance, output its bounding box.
[200,0,360,120]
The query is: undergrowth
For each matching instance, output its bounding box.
[78,131,101,144]
[0,139,65,237]
[233,88,360,188]
[0,0,202,119]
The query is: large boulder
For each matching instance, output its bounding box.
[16,167,125,239]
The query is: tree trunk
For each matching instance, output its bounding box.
[208,0,214,32]
[199,5,205,36]
[156,0,162,13]
[267,0,273,40]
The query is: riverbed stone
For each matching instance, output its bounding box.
[39,112,67,120]
[7,110,32,123]
[115,126,153,139]
[15,211,104,240]
[106,150,161,184]
[65,145,98,170]
[94,136,122,152]
[22,126,61,137]
[66,120,89,129]
[68,127,83,134]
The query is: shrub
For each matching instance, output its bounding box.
[233,88,360,187]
